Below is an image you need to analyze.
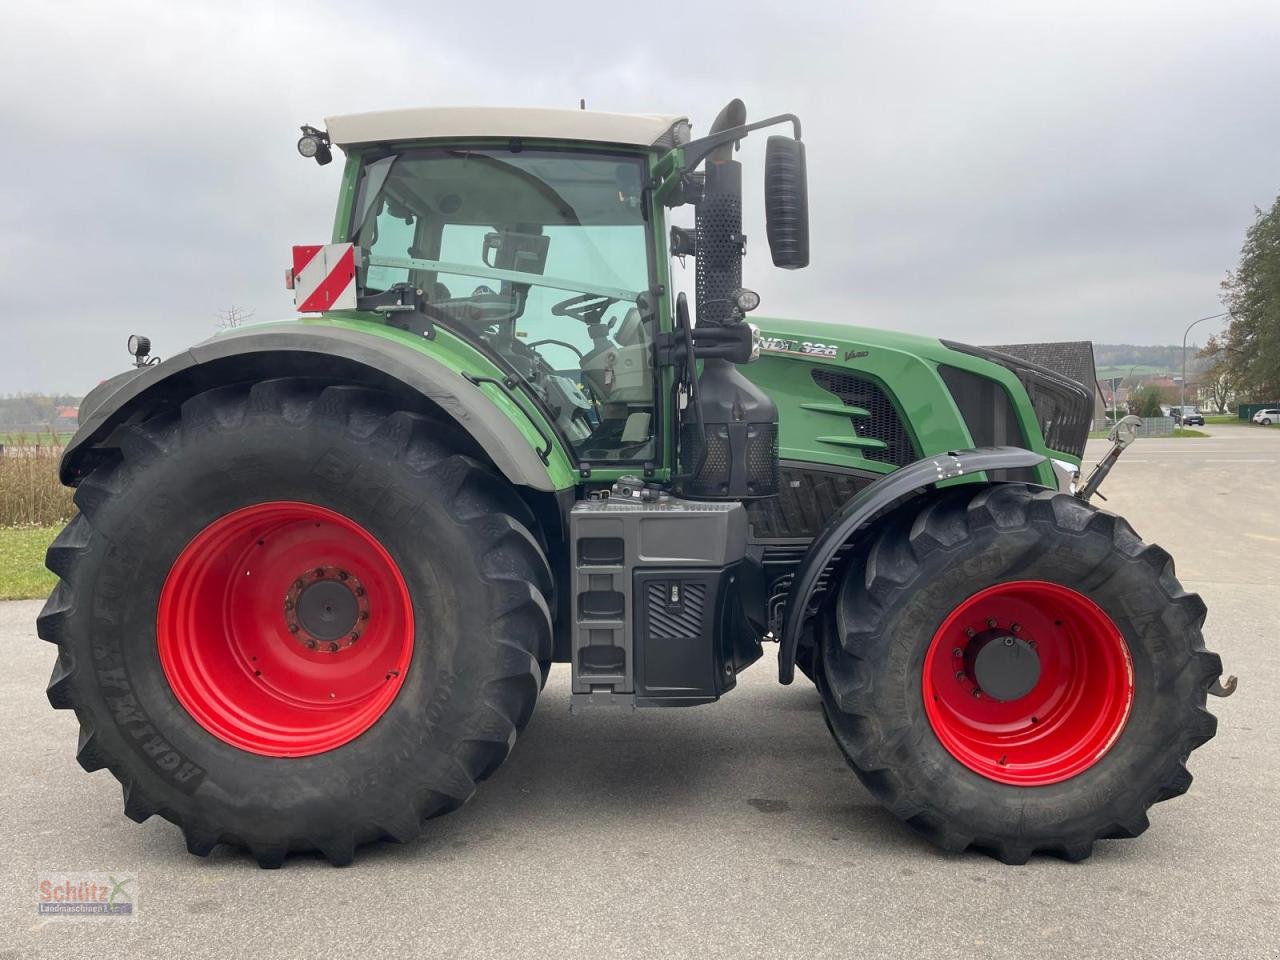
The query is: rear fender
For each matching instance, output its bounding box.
[777,446,1047,683]
[62,324,571,492]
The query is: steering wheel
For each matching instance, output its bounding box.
[551,292,618,326]
[433,290,523,331]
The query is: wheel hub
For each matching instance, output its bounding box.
[966,629,1041,702]
[284,566,368,651]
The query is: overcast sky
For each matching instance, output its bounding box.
[2,0,1278,395]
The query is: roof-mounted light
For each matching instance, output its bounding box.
[297,125,332,166]
[127,334,158,367]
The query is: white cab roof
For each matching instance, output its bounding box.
[325,107,688,150]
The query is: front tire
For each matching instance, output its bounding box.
[818,484,1222,863]
[39,379,551,867]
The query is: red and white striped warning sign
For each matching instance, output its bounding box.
[291,243,357,313]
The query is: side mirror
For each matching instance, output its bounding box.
[764,136,809,269]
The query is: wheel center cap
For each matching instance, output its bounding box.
[968,631,1041,701]
[284,566,368,651]
[298,580,359,640]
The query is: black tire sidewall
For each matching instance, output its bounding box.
[823,487,1209,844]
[70,397,527,842]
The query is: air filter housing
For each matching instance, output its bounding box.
[677,359,779,500]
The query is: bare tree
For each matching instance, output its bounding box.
[1199,341,1235,413]
[215,305,254,330]
[1207,372,1233,413]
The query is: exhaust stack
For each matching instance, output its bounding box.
[677,99,780,501]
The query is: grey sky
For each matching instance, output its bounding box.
[3,0,1278,394]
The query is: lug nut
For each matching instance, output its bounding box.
[306,639,317,650]
[314,567,324,577]
[1011,623,1021,634]
[971,688,982,698]
[987,618,997,628]
[965,627,976,638]
[955,671,967,681]
[287,623,299,633]
[329,642,340,653]
[952,647,963,658]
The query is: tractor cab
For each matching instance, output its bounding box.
[304,103,806,492]
[345,137,661,462]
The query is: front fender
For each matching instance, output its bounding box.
[62,322,576,492]
[777,446,1047,683]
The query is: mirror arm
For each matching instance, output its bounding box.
[677,114,803,174]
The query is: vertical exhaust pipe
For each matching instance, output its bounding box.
[695,99,747,328]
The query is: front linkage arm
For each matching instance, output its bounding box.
[1073,415,1237,698]
[1074,414,1141,502]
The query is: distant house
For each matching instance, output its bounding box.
[56,406,79,421]
[984,340,1107,420]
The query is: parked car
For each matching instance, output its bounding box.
[1170,406,1204,426]
[1253,408,1280,426]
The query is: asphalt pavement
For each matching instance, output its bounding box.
[1,424,1276,959]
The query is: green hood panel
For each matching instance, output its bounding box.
[743,316,1066,481]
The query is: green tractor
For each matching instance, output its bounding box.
[40,100,1231,867]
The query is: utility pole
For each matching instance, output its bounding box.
[1181,312,1229,433]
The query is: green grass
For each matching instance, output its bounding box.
[1203,414,1241,424]
[0,526,59,600]
[1170,427,1208,437]
[0,432,73,447]
[1096,365,1167,379]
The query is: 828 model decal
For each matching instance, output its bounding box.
[759,336,838,358]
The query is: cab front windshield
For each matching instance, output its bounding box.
[351,146,656,463]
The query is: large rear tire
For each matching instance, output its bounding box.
[39,379,552,867]
[818,484,1222,863]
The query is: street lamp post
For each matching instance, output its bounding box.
[1181,312,1229,432]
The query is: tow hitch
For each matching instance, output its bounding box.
[1209,676,1238,697]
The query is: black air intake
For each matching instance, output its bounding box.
[677,360,779,500]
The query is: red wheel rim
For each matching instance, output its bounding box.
[157,502,414,757]
[922,580,1133,786]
